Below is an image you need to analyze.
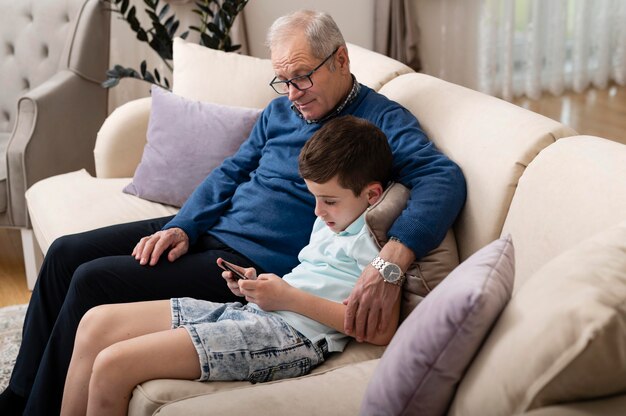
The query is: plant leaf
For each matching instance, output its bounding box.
[195,2,214,16]
[164,15,175,30]
[101,77,120,89]
[200,33,219,49]
[207,22,222,36]
[143,71,155,84]
[136,28,149,42]
[105,0,249,90]
[159,4,170,20]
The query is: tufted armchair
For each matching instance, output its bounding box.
[0,0,109,284]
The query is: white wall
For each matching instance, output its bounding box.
[243,0,375,58]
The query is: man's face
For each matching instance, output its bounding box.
[271,33,349,121]
[304,176,372,233]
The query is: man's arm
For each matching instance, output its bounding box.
[132,108,272,264]
[344,239,414,342]
[162,110,271,243]
[346,98,467,342]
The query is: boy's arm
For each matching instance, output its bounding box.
[241,274,400,345]
[282,284,401,346]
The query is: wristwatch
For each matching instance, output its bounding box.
[371,256,405,286]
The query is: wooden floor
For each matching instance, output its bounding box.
[514,83,626,145]
[0,84,625,307]
[0,229,31,307]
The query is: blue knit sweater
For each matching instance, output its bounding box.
[164,84,466,276]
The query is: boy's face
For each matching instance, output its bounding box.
[304,176,380,233]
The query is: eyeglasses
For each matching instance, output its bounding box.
[269,47,339,95]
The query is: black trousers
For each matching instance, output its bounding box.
[10,216,261,416]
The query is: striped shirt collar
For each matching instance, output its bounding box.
[290,75,361,124]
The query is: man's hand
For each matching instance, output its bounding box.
[344,239,415,342]
[132,228,189,266]
[344,265,400,342]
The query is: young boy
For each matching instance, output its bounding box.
[60,115,401,416]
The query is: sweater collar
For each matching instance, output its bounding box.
[290,75,361,124]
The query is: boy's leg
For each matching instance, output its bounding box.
[175,301,326,382]
[3,216,172,413]
[61,300,172,416]
[23,235,259,416]
[87,328,199,416]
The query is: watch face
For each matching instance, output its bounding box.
[382,263,402,283]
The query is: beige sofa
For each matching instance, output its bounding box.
[25,39,626,415]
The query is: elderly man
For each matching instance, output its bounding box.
[0,9,466,416]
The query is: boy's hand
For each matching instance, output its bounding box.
[217,258,256,297]
[238,274,291,311]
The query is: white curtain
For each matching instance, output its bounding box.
[477,0,626,100]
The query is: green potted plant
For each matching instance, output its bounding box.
[102,0,249,89]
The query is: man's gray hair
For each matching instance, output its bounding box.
[266,10,347,66]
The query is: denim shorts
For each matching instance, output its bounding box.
[171,297,327,383]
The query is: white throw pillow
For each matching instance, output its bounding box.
[172,37,276,109]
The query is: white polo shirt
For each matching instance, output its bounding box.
[269,213,379,352]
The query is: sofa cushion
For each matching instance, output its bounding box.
[130,341,385,416]
[365,182,459,318]
[346,43,414,91]
[172,37,276,109]
[502,136,626,289]
[148,359,380,416]
[123,86,261,207]
[449,221,626,415]
[361,235,514,416]
[25,169,179,253]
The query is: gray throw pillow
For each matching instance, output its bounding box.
[360,235,515,416]
[123,86,262,207]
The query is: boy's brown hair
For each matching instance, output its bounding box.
[299,115,393,196]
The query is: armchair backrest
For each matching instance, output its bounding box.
[0,0,109,134]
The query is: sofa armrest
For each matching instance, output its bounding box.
[151,359,379,416]
[521,393,626,416]
[8,69,107,227]
[94,97,151,178]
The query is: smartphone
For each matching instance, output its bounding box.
[219,259,248,280]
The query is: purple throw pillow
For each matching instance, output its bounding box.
[123,86,261,207]
[360,235,515,416]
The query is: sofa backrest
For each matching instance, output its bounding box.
[346,43,414,90]
[379,73,577,261]
[95,40,414,178]
[502,135,626,290]
[170,38,413,109]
